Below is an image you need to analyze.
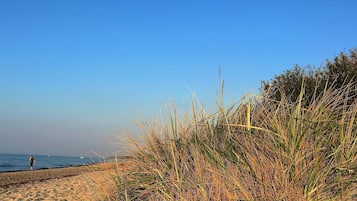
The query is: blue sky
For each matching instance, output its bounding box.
[1,0,356,156]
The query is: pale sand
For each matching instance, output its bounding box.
[0,163,118,201]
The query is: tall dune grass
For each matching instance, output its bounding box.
[112,83,356,200]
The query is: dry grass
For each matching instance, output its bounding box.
[109,83,356,200]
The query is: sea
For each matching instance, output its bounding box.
[0,153,100,172]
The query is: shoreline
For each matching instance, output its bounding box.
[0,164,98,188]
[0,162,117,200]
[0,163,96,174]
[0,162,116,187]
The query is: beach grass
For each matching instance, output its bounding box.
[110,83,356,200]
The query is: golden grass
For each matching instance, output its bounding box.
[108,83,356,200]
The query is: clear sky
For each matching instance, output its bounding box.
[1,0,356,156]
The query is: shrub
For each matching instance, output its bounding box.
[261,49,357,107]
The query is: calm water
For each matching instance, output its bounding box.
[0,153,99,172]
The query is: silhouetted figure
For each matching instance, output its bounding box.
[29,155,35,170]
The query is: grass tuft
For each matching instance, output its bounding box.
[110,83,356,200]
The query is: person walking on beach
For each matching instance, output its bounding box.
[29,155,35,170]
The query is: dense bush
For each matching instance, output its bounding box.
[261,49,357,107]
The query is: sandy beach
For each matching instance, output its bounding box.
[0,163,117,201]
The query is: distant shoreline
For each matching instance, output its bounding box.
[0,162,116,200]
[0,162,99,173]
[0,153,101,173]
[0,162,111,188]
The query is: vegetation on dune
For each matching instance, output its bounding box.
[261,49,356,107]
[109,50,356,200]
